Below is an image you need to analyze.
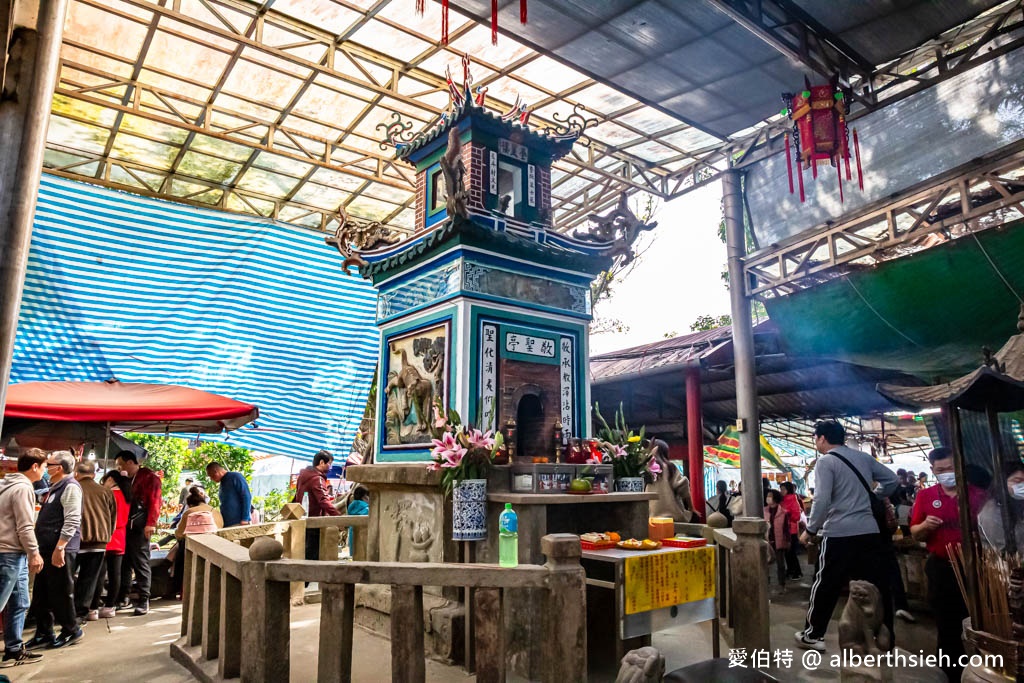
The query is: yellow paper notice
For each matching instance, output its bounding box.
[623,547,715,615]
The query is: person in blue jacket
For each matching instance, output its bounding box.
[346,486,369,555]
[205,462,251,527]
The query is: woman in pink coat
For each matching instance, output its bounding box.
[764,490,791,592]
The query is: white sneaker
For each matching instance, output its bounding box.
[86,610,99,622]
[794,631,826,651]
[98,607,115,619]
[896,609,916,623]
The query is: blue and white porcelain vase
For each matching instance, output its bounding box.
[452,478,488,541]
[614,476,645,493]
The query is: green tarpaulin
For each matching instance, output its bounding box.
[765,218,1024,380]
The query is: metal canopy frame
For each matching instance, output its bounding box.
[744,141,1024,297]
[43,0,1024,237]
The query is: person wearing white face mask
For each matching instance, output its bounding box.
[909,447,988,683]
[978,461,1024,554]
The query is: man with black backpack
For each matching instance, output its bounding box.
[795,420,899,652]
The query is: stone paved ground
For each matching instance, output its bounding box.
[8,569,944,682]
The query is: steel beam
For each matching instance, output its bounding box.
[743,141,1024,296]
[0,0,69,433]
[723,170,763,523]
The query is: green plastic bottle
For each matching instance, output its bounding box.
[498,503,518,568]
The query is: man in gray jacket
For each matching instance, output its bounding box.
[796,420,898,652]
[0,449,46,667]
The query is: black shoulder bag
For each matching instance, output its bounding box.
[830,451,893,541]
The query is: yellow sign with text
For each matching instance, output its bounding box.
[623,547,715,615]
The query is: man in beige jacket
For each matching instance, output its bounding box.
[0,449,47,667]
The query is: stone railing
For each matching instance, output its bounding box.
[704,518,770,651]
[171,521,587,683]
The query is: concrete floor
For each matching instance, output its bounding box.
[9,563,945,682]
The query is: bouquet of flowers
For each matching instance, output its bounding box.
[593,402,661,480]
[426,401,505,495]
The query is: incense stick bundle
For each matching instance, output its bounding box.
[952,542,1019,638]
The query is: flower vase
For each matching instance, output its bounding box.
[614,476,645,493]
[452,478,488,541]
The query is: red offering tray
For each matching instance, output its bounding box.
[580,539,617,550]
[661,537,707,548]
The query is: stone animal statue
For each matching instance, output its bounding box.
[839,580,892,656]
[439,128,468,218]
[648,440,697,523]
[574,194,657,264]
[384,349,434,434]
[616,647,665,683]
[326,210,402,274]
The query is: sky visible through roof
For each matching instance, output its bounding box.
[47,0,735,237]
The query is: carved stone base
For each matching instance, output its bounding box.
[354,584,465,663]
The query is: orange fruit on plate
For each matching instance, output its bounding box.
[607,532,621,542]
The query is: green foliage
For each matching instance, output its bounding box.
[182,442,254,508]
[124,433,186,501]
[689,314,732,332]
[122,434,254,507]
[253,487,295,521]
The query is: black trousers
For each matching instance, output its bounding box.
[29,550,78,636]
[804,533,895,643]
[122,527,152,602]
[785,533,802,577]
[73,551,106,617]
[90,552,124,610]
[926,554,968,682]
[305,528,320,561]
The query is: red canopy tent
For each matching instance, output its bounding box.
[3,379,259,434]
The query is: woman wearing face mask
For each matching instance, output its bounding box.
[910,447,988,683]
[977,461,1024,553]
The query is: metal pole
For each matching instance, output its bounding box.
[723,170,762,518]
[986,405,1016,556]
[0,0,69,437]
[686,366,706,521]
[949,406,983,630]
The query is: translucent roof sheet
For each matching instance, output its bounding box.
[46,0,1016,235]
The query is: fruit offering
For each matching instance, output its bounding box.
[580,531,620,544]
[616,538,661,550]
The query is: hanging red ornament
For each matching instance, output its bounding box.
[415,0,424,16]
[442,0,449,45]
[521,0,527,23]
[492,0,499,45]
[781,75,864,203]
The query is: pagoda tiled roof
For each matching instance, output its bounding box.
[396,98,579,163]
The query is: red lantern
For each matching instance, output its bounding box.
[782,76,863,203]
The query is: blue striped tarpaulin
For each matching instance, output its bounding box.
[10,175,380,460]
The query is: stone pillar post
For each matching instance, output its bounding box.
[731,517,771,651]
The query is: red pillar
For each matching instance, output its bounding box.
[686,367,705,521]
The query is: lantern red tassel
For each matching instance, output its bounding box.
[836,158,844,203]
[853,128,864,190]
[442,0,449,44]
[797,158,805,204]
[784,133,794,195]
[415,0,424,15]
[492,0,499,45]
[521,0,527,23]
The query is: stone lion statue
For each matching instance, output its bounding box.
[839,580,892,657]
[616,647,665,683]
